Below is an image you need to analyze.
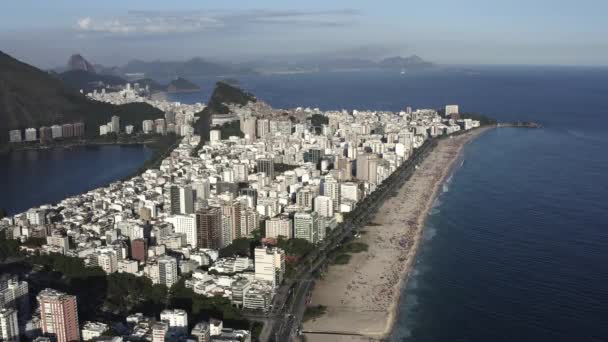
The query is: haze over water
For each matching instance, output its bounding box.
[3,66,608,340]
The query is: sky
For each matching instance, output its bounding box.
[2,0,607,68]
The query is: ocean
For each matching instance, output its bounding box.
[4,66,608,341]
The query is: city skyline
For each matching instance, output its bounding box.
[2,0,608,68]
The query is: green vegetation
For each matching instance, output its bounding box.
[0,233,21,262]
[277,237,315,258]
[340,242,369,253]
[219,237,257,258]
[329,242,368,265]
[310,114,329,134]
[303,305,327,322]
[332,254,351,265]
[216,121,244,138]
[193,81,256,153]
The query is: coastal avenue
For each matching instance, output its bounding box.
[258,138,438,342]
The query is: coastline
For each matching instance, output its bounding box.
[302,126,493,341]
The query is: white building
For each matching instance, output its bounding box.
[294,211,319,243]
[265,216,292,239]
[254,247,285,287]
[158,255,178,288]
[125,125,134,134]
[51,125,63,139]
[99,125,108,136]
[314,195,333,218]
[26,209,45,226]
[81,321,108,341]
[210,130,221,143]
[160,309,188,336]
[96,252,118,274]
[9,130,21,143]
[168,214,197,247]
[118,259,139,274]
[0,308,19,342]
[445,105,459,116]
[111,115,120,133]
[24,128,37,142]
[143,120,154,134]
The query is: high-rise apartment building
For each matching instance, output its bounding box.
[0,308,19,342]
[294,211,319,243]
[130,238,147,263]
[37,288,80,342]
[256,158,275,180]
[254,246,286,288]
[170,185,194,215]
[158,256,178,288]
[196,207,222,249]
[265,216,293,239]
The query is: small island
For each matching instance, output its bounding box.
[166,77,201,93]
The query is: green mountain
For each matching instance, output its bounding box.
[0,50,162,143]
[193,81,256,144]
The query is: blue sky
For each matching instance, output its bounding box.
[2,0,607,67]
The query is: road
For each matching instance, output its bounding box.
[257,138,438,342]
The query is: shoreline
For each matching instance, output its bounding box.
[303,126,493,341]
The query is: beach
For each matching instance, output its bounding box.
[302,127,492,341]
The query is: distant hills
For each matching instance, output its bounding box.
[0,50,162,143]
[166,77,200,93]
[67,54,96,73]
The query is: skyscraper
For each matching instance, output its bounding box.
[158,256,178,288]
[323,175,341,209]
[37,288,80,342]
[294,211,319,243]
[170,185,194,215]
[254,246,286,288]
[131,238,147,263]
[0,308,19,342]
[221,200,242,242]
[111,115,120,133]
[256,158,275,180]
[196,207,222,249]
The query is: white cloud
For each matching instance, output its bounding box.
[74,9,359,36]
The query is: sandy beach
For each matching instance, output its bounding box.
[302,127,492,341]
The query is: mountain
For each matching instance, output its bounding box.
[59,70,126,93]
[121,57,257,79]
[378,55,433,70]
[193,81,256,144]
[0,50,162,143]
[166,77,200,93]
[67,54,96,73]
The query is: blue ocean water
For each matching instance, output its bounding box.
[0,145,154,215]
[170,66,608,341]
